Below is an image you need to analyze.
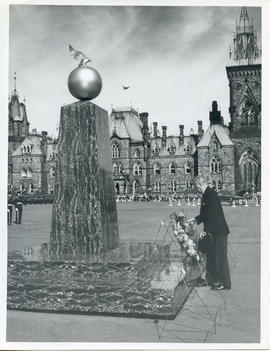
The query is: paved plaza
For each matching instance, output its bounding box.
[7,201,260,343]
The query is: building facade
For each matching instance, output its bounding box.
[8,7,261,196]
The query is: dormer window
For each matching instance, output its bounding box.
[184,144,191,154]
[213,140,218,151]
[168,143,176,155]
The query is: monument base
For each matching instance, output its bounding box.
[7,241,203,320]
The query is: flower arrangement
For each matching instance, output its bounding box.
[169,211,201,262]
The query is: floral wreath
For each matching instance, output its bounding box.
[169,211,201,262]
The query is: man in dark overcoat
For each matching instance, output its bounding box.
[191,176,231,290]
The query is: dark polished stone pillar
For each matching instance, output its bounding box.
[50,101,119,257]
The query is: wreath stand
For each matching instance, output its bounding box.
[151,220,230,342]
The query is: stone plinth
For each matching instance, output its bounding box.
[50,101,119,256]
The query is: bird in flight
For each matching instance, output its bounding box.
[122,85,130,90]
[69,45,92,66]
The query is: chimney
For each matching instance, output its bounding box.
[179,125,184,144]
[41,130,48,140]
[139,112,149,132]
[210,100,222,125]
[161,126,167,144]
[153,122,158,138]
[197,120,204,135]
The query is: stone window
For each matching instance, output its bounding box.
[168,143,176,155]
[186,180,192,188]
[212,140,218,151]
[154,163,161,175]
[184,144,191,154]
[154,182,161,192]
[153,146,159,156]
[132,180,139,193]
[212,179,216,190]
[239,149,259,188]
[134,149,140,158]
[185,163,191,174]
[50,167,56,178]
[29,183,34,194]
[21,169,27,179]
[170,180,176,192]
[113,162,122,175]
[112,143,120,159]
[133,163,142,176]
[169,163,176,174]
[27,168,32,178]
[210,157,222,173]
[218,180,222,191]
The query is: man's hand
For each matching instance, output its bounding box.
[199,231,207,238]
[188,217,196,224]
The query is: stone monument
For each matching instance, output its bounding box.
[50,48,119,257]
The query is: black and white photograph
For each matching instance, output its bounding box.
[1,0,269,348]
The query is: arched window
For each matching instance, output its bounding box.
[212,140,218,151]
[243,163,247,187]
[134,149,140,158]
[248,162,252,186]
[153,146,159,156]
[185,163,191,174]
[112,143,120,159]
[21,169,27,179]
[168,143,176,155]
[154,182,161,192]
[212,179,216,190]
[27,145,31,153]
[184,144,191,154]
[113,162,119,175]
[169,163,176,174]
[171,180,177,192]
[153,163,161,175]
[19,183,24,193]
[133,163,142,176]
[113,163,122,175]
[50,167,55,178]
[29,183,34,194]
[210,157,222,174]
[27,168,32,178]
[115,182,120,195]
[132,180,139,194]
[218,180,222,191]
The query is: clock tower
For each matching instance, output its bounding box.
[226,7,261,191]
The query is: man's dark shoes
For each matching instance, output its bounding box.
[211,282,231,290]
[194,277,208,287]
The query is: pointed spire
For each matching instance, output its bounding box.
[230,7,260,65]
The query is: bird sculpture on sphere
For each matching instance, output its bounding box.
[69,45,92,66]
[122,85,130,90]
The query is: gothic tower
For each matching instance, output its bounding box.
[8,73,30,189]
[226,7,261,191]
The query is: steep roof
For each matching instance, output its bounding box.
[197,124,233,147]
[109,107,143,142]
[150,135,197,156]
[12,135,43,156]
[9,94,28,123]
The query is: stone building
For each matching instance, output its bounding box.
[8,7,261,195]
[109,106,200,195]
[226,7,261,191]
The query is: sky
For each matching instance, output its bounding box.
[9,5,261,137]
